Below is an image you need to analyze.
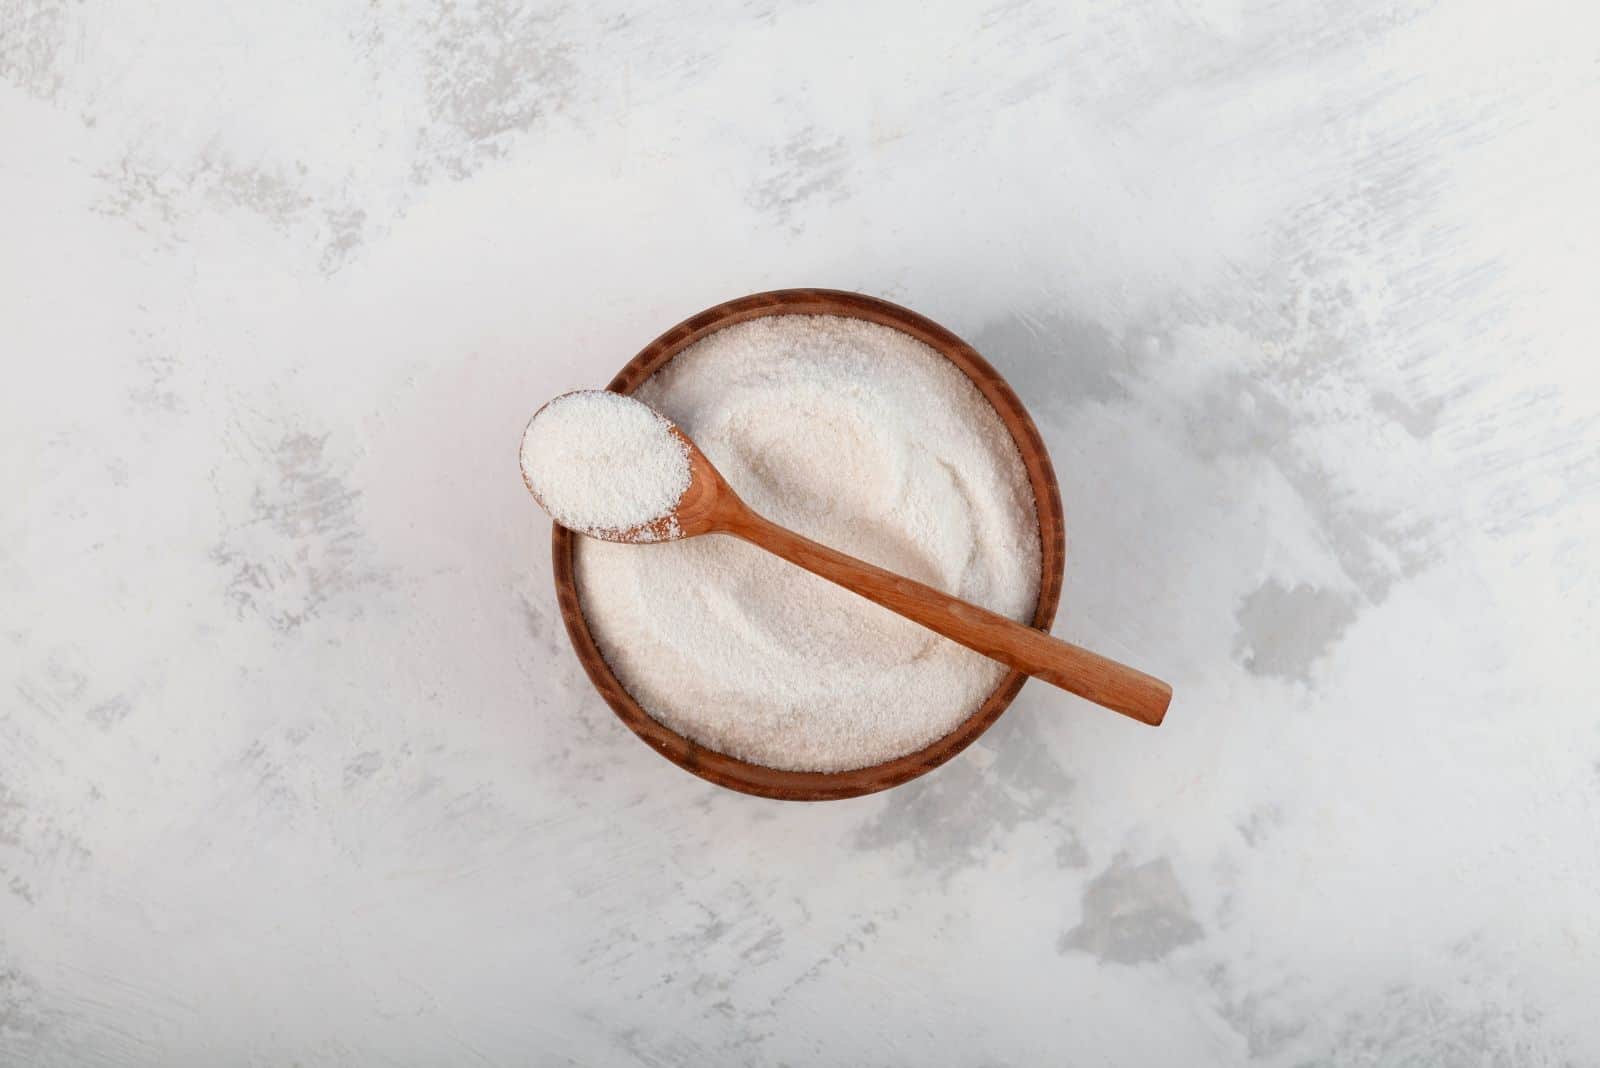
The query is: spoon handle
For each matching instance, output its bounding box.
[723,511,1171,726]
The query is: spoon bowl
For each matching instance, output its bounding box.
[520,411,737,544]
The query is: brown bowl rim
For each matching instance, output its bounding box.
[550,288,1066,800]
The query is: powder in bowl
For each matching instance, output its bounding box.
[574,315,1043,773]
[520,390,690,540]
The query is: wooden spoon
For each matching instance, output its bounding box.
[527,406,1172,727]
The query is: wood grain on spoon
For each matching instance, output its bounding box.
[641,428,1173,727]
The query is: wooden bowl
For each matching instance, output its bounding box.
[551,289,1066,800]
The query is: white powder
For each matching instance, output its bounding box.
[574,315,1043,772]
[520,390,691,540]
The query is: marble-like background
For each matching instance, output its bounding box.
[4,1,1598,1063]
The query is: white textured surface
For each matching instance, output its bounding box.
[2,1,1598,1064]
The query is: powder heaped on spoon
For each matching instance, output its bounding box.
[520,390,691,540]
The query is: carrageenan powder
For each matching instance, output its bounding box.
[574,314,1042,772]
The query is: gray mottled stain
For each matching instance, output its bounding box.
[1059,857,1203,964]
[84,695,132,731]
[2,786,49,902]
[1184,361,1440,609]
[3,689,94,878]
[77,3,585,265]
[1185,373,1295,463]
[1209,967,1309,1060]
[203,158,312,224]
[95,154,368,273]
[626,892,793,1058]
[212,431,378,632]
[0,963,45,1051]
[0,0,68,100]
[235,738,298,817]
[738,927,783,967]
[980,0,1038,27]
[97,154,315,228]
[5,874,35,905]
[1291,986,1571,1068]
[1055,832,1089,869]
[666,890,788,979]
[1236,803,1282,848]
[969,309,1141,412]
[1174,357,1443,676]
[1234,580,1359,683]
[609,1025,713,1067]
[1372,391,1445,439]
[677,904,731,953]
[43,655,87,700]
[0,783,28,851]
[93,156,184,231]
[418,0,576,180]
[749,127,850,230]
[320,206,368,273]
[852,709,1077,881]
[130,349,183,414]
[767,914,884,1012]
[343,751,384,789]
